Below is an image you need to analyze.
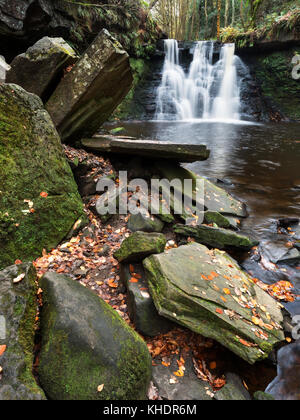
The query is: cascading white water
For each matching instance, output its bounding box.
[155,39,246,121]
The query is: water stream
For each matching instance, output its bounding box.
[105,40,300,313]
[155,39,248,121]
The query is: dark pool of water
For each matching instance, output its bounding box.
[104,120,300,306]
[105,120,300,233]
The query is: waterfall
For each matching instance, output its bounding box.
[155,40,246,122]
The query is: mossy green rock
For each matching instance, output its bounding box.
[143,242,284,364]
[174,224,258,251]
[38,272,152,400]
[254,48,300,121]
[0,263,46,400]
[127,211,164,233]
[114,231,167,263]
[203,211,232,229]
[0,83,84,269]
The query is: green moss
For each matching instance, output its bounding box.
[38,273,151,400]
[114,232,167,263]
[255,49,300,120]
[0,84,84,269]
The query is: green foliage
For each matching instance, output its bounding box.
[220,26,242,43]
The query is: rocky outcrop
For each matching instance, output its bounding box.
[174,224,258,251]
[265,340,300,400]
[7,37,77,101]
[241,47,300,121]
[114,231,167,263]
[143,242,285,364]
[0,0,162,61]
[0,83,83,269]
[0,263,46,400]
[82,136,210,162]
[38,272,152,400]
[46,30,133,143]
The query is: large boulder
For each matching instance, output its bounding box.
[7,37,77,101]
[143,242,285,364]
[0,83,83,269]
[265,340,300,400]
[0,263,46,400]
[38,272,152,400]
[114,232,167,263]
[46,29,133,143]
[174,224,258,251]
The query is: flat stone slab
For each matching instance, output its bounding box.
[82,136,210,163]
[156,163,247,218]
[143,242,285,364]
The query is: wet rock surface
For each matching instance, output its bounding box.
[265,340,300,400]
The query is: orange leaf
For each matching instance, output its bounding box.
[209,361,217,370]
[15,260,22,265]
[108,279,118,288]
[130,277,139,283]
[40,191,48,198]
[0,345,7,356]
[174,369,184,377]
[216,308,223,315]
[223,288,231,295]
[239,339,252,347]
